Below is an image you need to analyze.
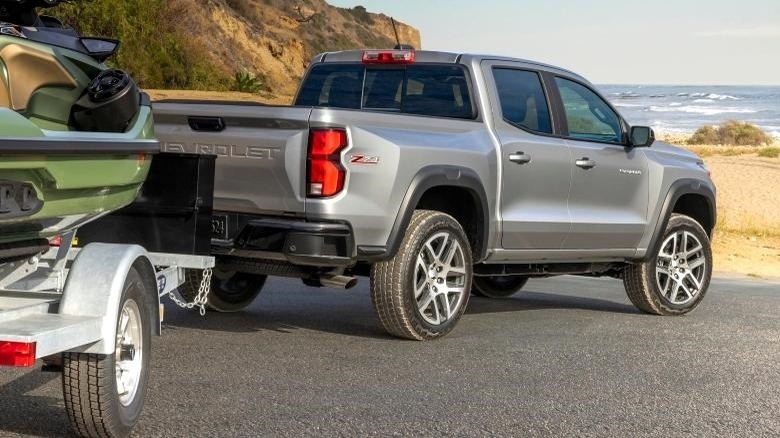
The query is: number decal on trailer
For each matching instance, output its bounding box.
[157,275,167,294]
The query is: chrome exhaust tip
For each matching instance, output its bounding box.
[316,275,358,290]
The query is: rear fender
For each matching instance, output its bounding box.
[358,165,490,263]
[59,243,160,355]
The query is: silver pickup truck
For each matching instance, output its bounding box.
[154,49,716,341]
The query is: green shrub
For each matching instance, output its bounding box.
[568,117,600,134]
[350,6,374,24]
[689,120,773,146]
[689,125,718,144]
[758,147,780,158]
[233,71,264,93]
[51,0,228,90]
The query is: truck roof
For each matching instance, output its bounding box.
[315,50,589,84]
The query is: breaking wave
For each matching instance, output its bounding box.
[648,105,758,116]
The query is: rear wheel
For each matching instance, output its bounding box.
[472,275,529,298]
[623,214,713,315]
[63,266,153,438]
[370,210,472,341]
[181,267,267,313]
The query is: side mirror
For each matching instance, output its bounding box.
[80,37,120,62]
[629,126,655,148]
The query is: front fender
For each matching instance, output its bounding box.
[639,178,716,262]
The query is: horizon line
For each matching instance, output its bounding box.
[595,82,780,87]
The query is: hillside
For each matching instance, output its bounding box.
[52,0,420,102]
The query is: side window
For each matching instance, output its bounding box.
[555,77,623,143]
[492,68,552,134]
[403,65,474,119]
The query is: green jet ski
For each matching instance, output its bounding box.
[0,0,158,255]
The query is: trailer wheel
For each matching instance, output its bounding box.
[182,268,266,313]
[63,266,153,438]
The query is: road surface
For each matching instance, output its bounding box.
[1,275,778,437]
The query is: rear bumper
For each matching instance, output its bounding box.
[211,214,356,268]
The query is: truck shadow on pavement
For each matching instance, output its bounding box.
[0,371,71,437]
[467,291,639,316]
[161,282,639,339]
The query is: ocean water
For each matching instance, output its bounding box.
[596,85,780,138]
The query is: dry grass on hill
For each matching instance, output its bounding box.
[148,89,291,105]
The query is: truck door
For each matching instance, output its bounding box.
[552,76,650,251]
[481,61,572,250]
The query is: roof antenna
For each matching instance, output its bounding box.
[391,17,415,50]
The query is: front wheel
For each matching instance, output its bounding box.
[63,266,153,438]
[623,214,713,315]
[370,210,473,341]
[472,275,529,298]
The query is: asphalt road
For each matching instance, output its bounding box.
[1,275,778,437]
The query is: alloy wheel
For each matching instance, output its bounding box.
[655,230,707,305]
[413,231,468,326]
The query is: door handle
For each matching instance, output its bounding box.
[188,116,226,132]
[575,158,596,169]
[509,152,532,165]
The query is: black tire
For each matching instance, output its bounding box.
[370,210,473,341]
[623,214,713,315]
[63,266,153,438]
[181,267,266,313]
[472,275,529,298]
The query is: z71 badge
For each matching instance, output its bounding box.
[349,155,380,165]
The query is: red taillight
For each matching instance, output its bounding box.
[308,129,348,197]
[362,50,415,64]
[50,235,62,247]
[0,342,36,367]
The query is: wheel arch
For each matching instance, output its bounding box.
[358,165,490,263]
[60,243,160,355]
[641,178,716,262]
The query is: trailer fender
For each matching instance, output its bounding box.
[59,243,160,355]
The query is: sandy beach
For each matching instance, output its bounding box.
[695,152,780,279]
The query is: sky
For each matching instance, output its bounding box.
[327,0,780,85]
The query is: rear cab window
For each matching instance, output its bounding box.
[295,64,476,120]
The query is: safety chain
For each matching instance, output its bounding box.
[168,268,212,316]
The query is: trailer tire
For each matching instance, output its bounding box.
[181,267,266,313]
[63,266,153,438]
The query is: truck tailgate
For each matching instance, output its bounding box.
[153,102,311,215]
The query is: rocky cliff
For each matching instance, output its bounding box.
[54,0,420,102]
